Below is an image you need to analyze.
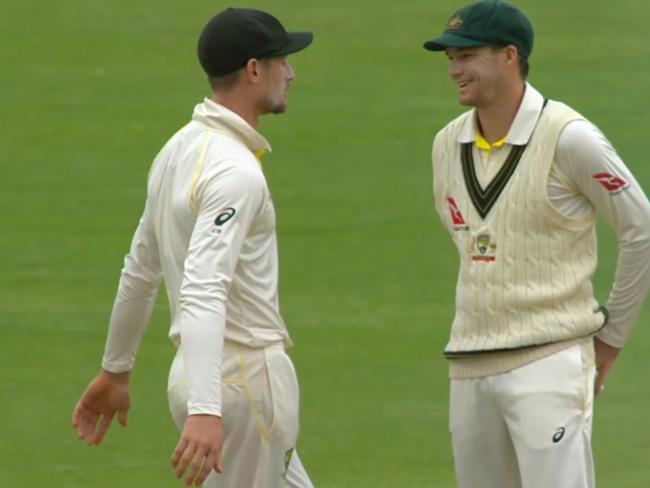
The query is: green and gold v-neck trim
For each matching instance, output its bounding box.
[459,97,549,220]
[461,142,527,219]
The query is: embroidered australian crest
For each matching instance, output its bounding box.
[447,15,463,30]
[471,233,496,262]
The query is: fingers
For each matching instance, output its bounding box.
[73,401,120,445]
[184,447,207,486]
[173,439,196,482]
[172,440,221,486]
[594,375,604,397]
[92,414,114,445]
[117,408,128,427]
[172,416,222,484]
[74,404,100,445]
[594,364,610,398]
[171,437,189,470]
[593,339,621,399]
[196,451,221,486]
[72,402,81,428]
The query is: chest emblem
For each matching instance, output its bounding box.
[471,233,497,262]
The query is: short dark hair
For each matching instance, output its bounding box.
[490,45,529,79]
[209,70,242,92]
[208,57,274,92]
[518,55,530,79]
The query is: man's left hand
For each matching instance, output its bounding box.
[594,337,621,397]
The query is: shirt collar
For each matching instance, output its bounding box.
[192,98,272,154]
[457,83,545,145]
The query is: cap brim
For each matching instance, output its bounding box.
[273,32,314,56]
[423,32,487,51]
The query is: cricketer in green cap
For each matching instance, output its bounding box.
[423,0,533,58]
[423,2,650,488]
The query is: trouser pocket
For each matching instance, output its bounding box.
[264,346,300,446]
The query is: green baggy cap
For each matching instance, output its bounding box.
[423,0,534,57]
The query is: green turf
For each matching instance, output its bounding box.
[2,0,650,486]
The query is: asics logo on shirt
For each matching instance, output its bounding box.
[215,207,236,226]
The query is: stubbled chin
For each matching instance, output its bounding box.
[458,92,473,106]
[269,103,288,114]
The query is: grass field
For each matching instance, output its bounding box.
[2,0,650,486]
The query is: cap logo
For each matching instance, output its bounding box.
[447,15,463,31]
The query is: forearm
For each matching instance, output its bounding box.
[180,305,226,417]
[598,237,650,346]
[102,272,160,372]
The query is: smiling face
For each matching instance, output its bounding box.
[445,46,509,108]
[257,56,295,114]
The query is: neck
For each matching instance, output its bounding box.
[476,82,526,144]
[211,93,259,129]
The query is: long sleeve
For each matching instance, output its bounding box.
[102,199,163,372]
[179,163,265,417]
[555,120,650,347]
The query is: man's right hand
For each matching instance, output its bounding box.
[171,414,223,486]
[72,370,131,445]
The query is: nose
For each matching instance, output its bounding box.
[448,58,461,79]
[286,61,295,81]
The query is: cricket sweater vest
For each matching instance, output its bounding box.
[433,100,607,357]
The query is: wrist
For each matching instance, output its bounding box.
[100,369,131,385]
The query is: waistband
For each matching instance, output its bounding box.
[448,336,594,379]
[223,339,284,354]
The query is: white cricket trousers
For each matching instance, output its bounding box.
[450,343,596,488]
[168,341,314,488]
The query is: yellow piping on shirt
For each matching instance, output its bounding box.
[189,130,210,214]
[254,149,267,169]
[167,379,186,392]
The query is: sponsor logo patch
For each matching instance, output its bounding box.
[447,197,468,230]
[593,172,629,194]
[471,233,496,262]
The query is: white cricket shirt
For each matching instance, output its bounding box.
[102,98,291,416]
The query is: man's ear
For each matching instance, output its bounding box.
[504,44,519,68]
[244,58,262,84]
